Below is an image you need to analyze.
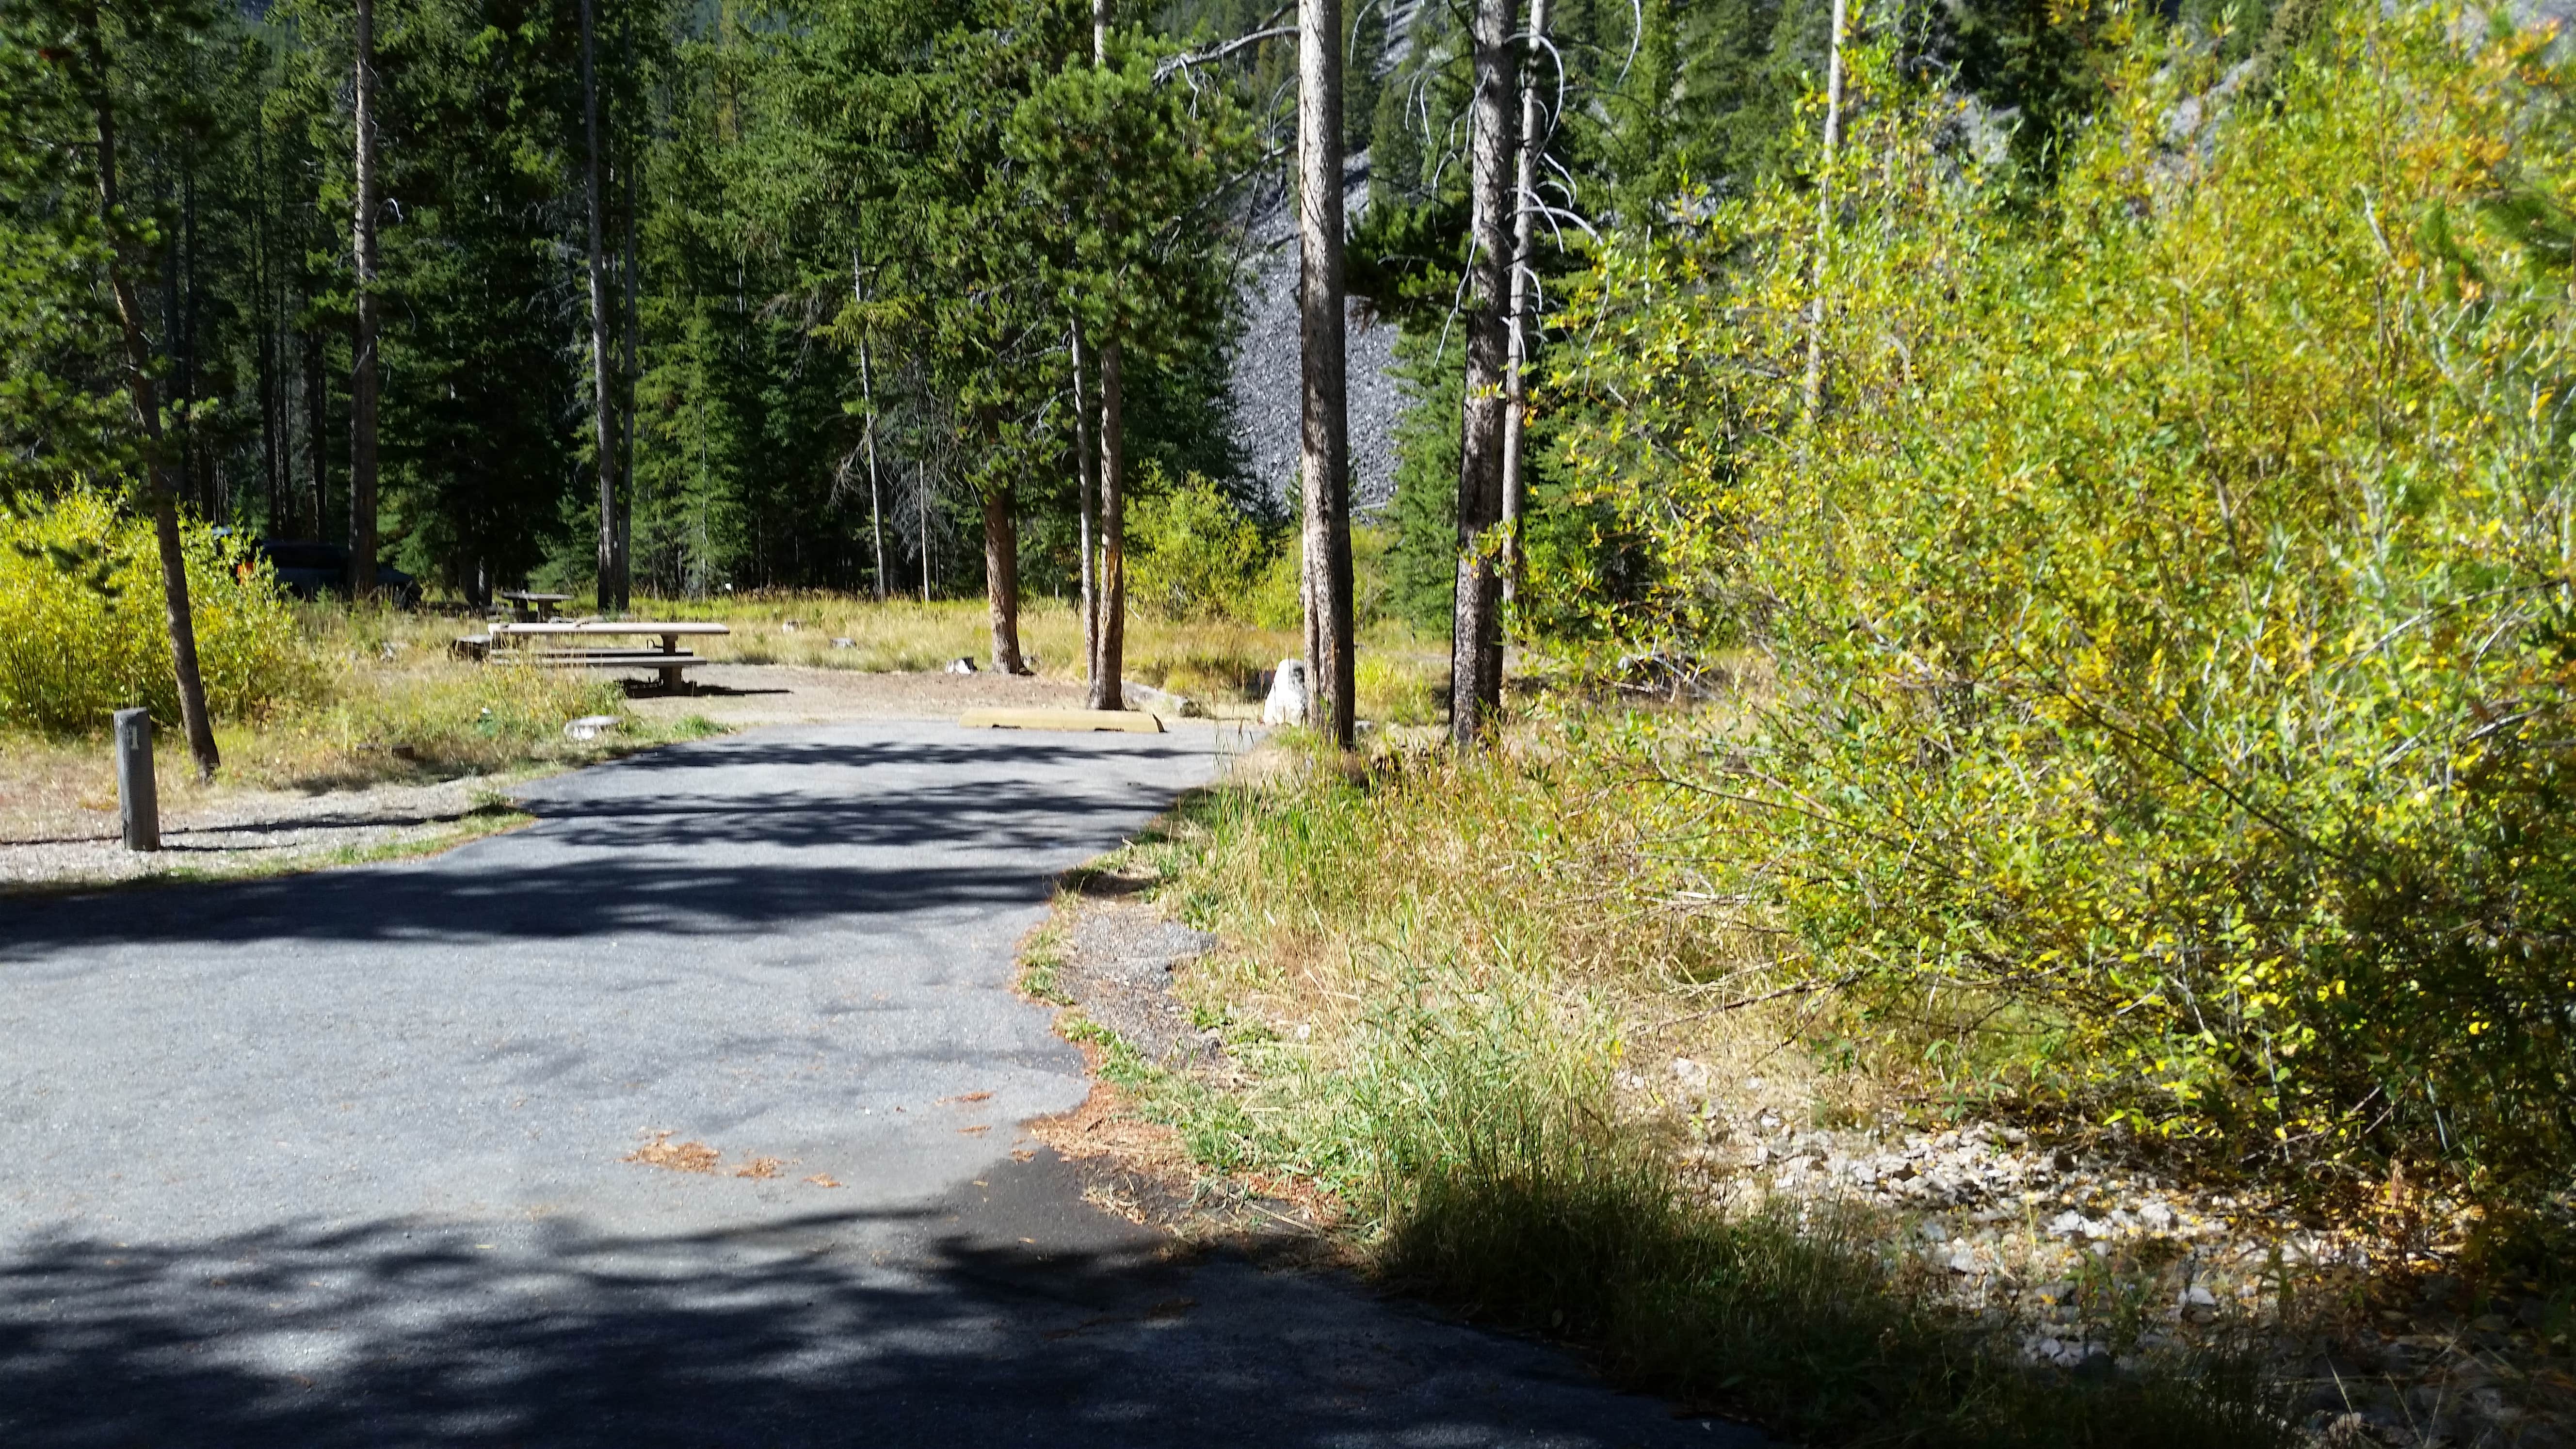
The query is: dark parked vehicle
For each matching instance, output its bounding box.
[245,538,422,608]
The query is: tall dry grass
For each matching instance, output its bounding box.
[1127,721,2293,1447]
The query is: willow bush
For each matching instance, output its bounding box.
[1548,3,2576,1219]
[0,490,320,733]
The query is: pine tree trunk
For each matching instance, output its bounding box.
[861,339,886,601]
[81,7,219,779]
[617,15,639,599]
[981,477,1024,674]
[1086,0,1127,711]
[1451,0,1518,748]
[1089,338,1126,709]
[1298,0,1355,746]
[854,251,887,601]
[349,0,379,596]
[305,320,325,539]
[1500,0,1549,609]
[1071,323,1098,671]
[581,0,621,612]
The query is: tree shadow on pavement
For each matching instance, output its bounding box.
[0,1150,1740,1449]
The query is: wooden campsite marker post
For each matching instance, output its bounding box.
[113,708,160,852]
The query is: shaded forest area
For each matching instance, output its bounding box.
[2,0,2283,610]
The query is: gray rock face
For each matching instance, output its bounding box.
[1262,658,1311,725]
[1228,164,1407,516]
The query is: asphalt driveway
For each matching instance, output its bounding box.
[0,720,1756,1447]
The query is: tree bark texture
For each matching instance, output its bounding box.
[348,0,380,596]
[981,481,1024,674]
[855,252,887,601]
[1297,0,1356,747]
[1500,0,1549,610]
[619,130,639,601]
[305,319,325,538]
[861,336,886,601]
[1071,323,1098,672]
[82,7,219,778]
[1086,0,1127,710]
[581,0,622,611]
[1088,338,1127,709]
[1452,0,1518,748]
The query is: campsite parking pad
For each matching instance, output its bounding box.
[0,720,1759,1447]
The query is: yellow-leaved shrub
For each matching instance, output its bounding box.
[0,491,321,734]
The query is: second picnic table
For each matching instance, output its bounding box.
[486,619,730,689]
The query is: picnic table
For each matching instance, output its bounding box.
[497,590,574,622]
[484,620,730,689]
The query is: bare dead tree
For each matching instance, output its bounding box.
[581,0,623,610]
[1451,0,1518,748]
[1297,0,1356,747]
[1500,0,1550,609]
[1087,0,1128,708]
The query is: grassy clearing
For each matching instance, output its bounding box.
[610,593,1449,723]
[1049,728,2307,1448]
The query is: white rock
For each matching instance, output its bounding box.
[1261,658,1311,725]
[564,714,622,741]
[832,637,854,649]
[946,657,978,675]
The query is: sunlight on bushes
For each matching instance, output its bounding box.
[0,491,320,734]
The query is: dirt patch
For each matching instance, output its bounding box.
[0,773,531,893]
[1055,905,1225,1070]
[1019,896,1344,1258]
[626,1132,722,1174]
[623,662,1088,730]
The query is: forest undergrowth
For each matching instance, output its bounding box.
[1053,6,2576,1445]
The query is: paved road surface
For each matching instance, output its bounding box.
[0,721,1758,1447]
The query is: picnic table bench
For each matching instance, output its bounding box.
[478,620,731,689]
[497,590,574,622]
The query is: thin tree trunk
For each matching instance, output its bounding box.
[1500,0,1549,609]
[1451,0,1518,748]
[981,478,1024,673]
[1086,0,1126,710]
[918,458,931,602]
[349,0,379,596]
[1090,338,1126,708]
[254,123,279,532]
[860,342,886,602]
[1070,322,1097,667]
[305,317,325,538]
[1799,0,1846,429]
[852,251,887,601]
[618,15,639,599]
[1298,0,1354,746]
[581,0,620,611]
[81,7,219,778]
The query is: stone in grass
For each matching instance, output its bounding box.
[1123,681,1204,718]
[832,637,855,649]
[946,657,978,675]
[564,714,623,741]
[1261,658,1310,725]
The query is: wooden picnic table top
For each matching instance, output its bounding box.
[490,620,731,637]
